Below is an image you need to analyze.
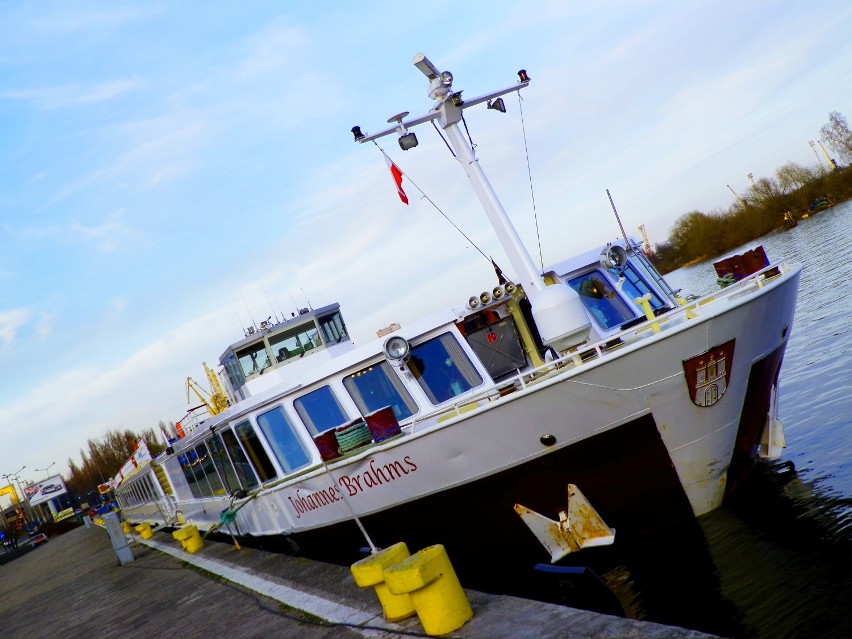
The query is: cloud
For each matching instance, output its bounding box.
[35,312,55,340]
[0,308,31,346]
[0,79,146,109]
[69,209,136,253]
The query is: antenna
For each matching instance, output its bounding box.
[606,189,631,249]
[301,288,313,311]
[240,292,258,332]
[262,284,280,323]
[289,290,298,317]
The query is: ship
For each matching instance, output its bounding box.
[113,54,801,597]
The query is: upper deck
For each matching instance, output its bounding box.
[219,303,356,401]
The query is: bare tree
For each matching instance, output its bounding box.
[776,162,818,193]
[820,111,852,164]
[66,427,166,496]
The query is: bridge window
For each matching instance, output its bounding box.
[235,341,272,378]
[567,271,636,330]
[269,323,322,362]
[319,311,349,344]
[619,263,665,310]
[256,406,311,473]
[343,362,418,422]
[409,333,483,405]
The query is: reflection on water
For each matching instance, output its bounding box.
[599,202,852,638]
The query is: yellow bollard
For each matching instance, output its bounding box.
[172,525,204,553]
[383,545,473,636]
[134,522,153,539]
[350,542,416,622]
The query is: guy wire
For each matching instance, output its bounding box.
[373,141,492,265]
[516,91,544,272]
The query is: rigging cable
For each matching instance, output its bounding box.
[516,91,544,272]
[373,141,493,266]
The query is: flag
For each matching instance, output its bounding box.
[385,156,409,204]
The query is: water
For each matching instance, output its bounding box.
[603,202,852,638]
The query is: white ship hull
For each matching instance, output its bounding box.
[121,264,799,578]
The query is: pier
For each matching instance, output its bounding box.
[0,525,724,638]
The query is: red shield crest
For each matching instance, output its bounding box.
[682,339,735,407]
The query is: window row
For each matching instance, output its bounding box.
[175,332,486,498]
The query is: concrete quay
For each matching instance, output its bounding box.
[0,525,725,639]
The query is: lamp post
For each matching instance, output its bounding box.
[34,462,56,481]
[2,466,33,539]
[2,466,26,504]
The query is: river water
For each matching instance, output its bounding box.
[600,201,852,638]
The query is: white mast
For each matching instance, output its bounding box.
[354,54,590,350]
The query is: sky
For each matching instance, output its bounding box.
[1,1,851,489]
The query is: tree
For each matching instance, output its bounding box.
[776,162,818,193]
[65,427,166,496]
[668,211,716,260]
[820,111,852,164]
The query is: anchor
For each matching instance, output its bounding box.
[515,484,615,563]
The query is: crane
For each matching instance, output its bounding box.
[727,184,747,207]
[186,362,230,416]
[638,224,653,255]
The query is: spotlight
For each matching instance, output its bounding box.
[505,282,517,295]
[468,296,480,309]
[492,286,505,299]
[413,53,440,79]
[487,98,506,113]
[479,291,491,304]
[518,69,530,83]
[383,335,411,366]
[398,132,419,151]
[450,91,464,107]
[351,126,365,141]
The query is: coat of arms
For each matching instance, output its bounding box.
[682,339,735,407]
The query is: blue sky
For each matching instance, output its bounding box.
[1,1,850,488]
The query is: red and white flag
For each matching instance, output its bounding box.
[385,156,409,205]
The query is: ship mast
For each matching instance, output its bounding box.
[353,54,590,350]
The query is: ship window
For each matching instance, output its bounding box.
[409,333,483,405]
[256,406,311,473]
[567,270,636,330]
[195,442,226,496]
[236,341,272,377]
[319,311,349,344]
[294,386,348,435]
[219,430,259,490]
[269,323,322,362]
[208,434,241,494]
[233,421,277,483]
[178,451,205,499]
[619,264,665,310]
[343,361,418,422]
[223,353,245,391]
